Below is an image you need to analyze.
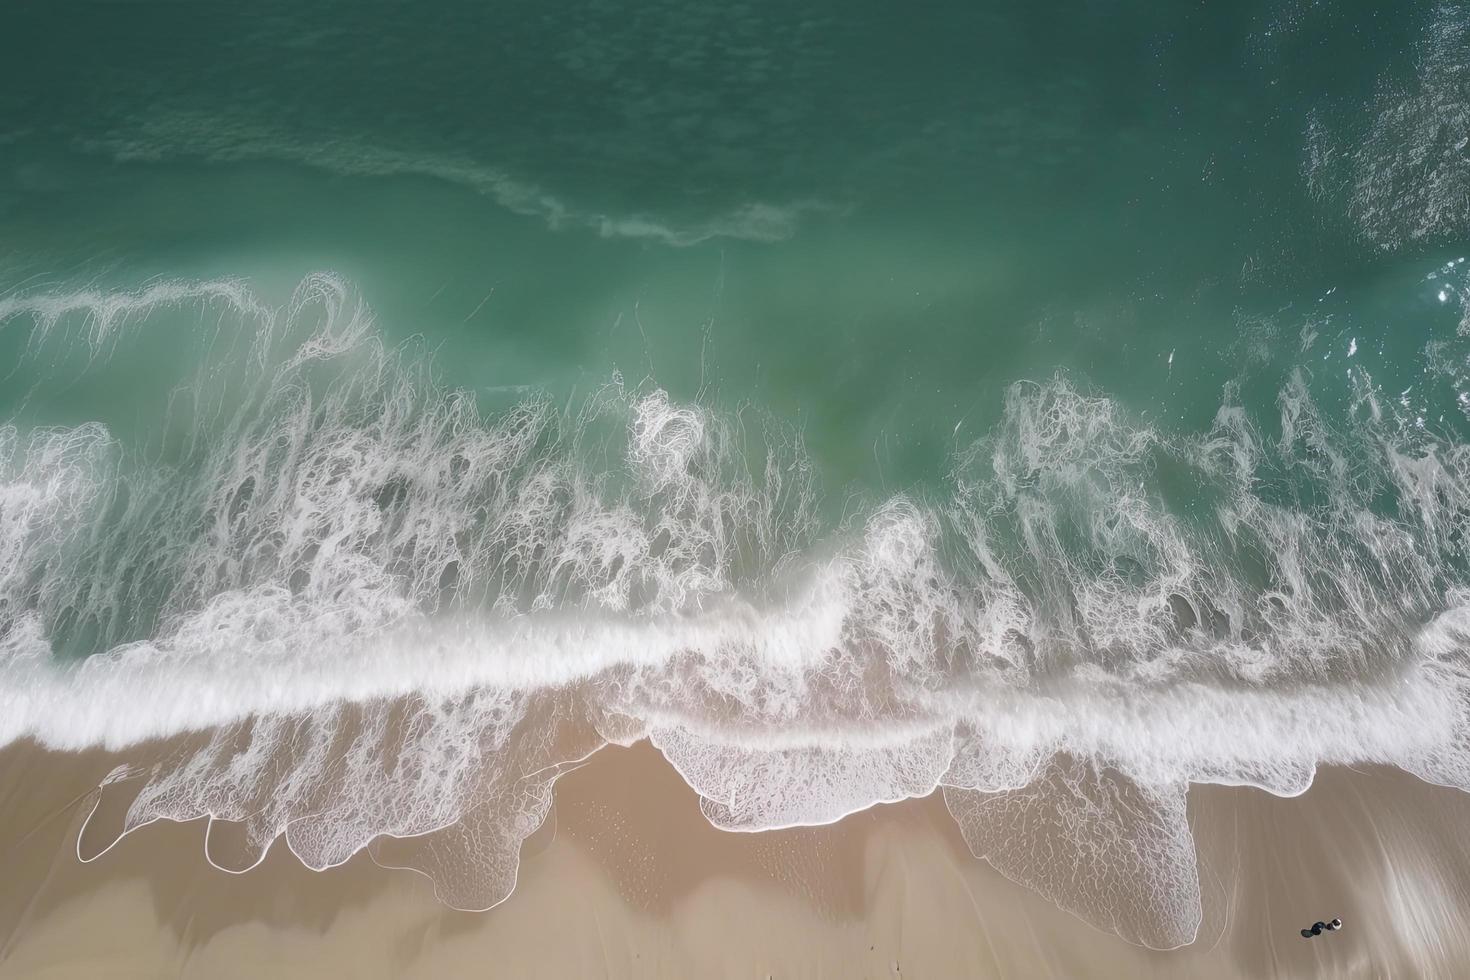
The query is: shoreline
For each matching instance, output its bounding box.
[4,739,1470,978]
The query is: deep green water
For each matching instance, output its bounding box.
[4,1,1465,491]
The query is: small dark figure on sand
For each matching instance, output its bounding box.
[1300,917,1342,939]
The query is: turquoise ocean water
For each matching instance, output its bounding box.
[3,0,1470,948]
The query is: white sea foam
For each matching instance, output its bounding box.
[1302,3,1470,250]
[4,274,1470,946]
[84,110,831,247]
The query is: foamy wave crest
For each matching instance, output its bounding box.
[5,273,1470,946]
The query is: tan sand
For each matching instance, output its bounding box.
[3,738,1470,979]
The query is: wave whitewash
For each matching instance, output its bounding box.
[4,274,1470,948]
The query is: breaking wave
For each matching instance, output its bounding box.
[4,272,1470,948]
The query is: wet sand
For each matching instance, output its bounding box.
[3,739,1469,979]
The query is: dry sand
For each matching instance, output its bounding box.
[3,738,1470,979]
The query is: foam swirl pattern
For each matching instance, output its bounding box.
[4,273,1470,948]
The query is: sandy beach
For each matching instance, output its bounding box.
[3,738,1468,979]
